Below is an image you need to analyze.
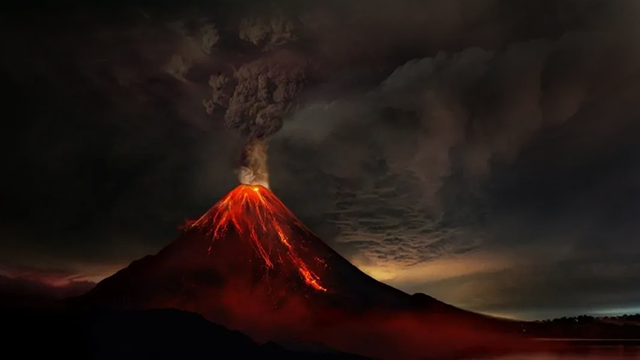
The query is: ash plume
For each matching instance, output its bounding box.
[239,139,270,188]
[204,26,307,187]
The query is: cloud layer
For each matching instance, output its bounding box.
[269,0,640,318]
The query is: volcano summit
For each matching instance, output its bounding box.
[186,184,328,292]
[83,185,419,316]
[78,185,527,359]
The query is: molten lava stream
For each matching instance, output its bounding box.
[185,185,327,292]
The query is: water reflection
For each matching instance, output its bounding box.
[490,348,640,359]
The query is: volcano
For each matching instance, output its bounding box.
[77,184,529,359]
[84,185,418,309]
[82,185,423,319]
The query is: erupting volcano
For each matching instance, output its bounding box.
[82,184,415,314]
[184,184,327,292]
[77,184,527,359]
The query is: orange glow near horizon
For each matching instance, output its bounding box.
[184,185,327,292]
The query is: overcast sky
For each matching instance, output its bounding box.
[2,0,640,320]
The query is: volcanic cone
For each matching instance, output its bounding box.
[78,185,527,359]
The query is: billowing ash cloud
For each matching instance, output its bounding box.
[278,13,640,219]
[268,1,640,317]
[204,49,307,139]
[201,16,308,187]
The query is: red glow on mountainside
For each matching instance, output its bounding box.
[82,184,538,360]
[184,185,327,292]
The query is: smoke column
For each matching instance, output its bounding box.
[203,37,307,188]
[239,138,270,188]
[197,11,310,187]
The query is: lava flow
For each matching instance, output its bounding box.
[184,184,327,292]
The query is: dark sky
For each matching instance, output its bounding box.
[2,0,640,320]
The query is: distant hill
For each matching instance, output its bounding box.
[0,274,94,308]
[538,314,640,325]
[522,315,640,339]
[597,314,640,326]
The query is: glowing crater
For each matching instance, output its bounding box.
[185,185,327,292]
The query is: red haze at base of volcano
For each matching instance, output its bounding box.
[76,184,538,359]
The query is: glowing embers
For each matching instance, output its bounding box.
[185,185,327,292]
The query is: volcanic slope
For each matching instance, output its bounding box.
[78,185,525,358]
[83,185,425,310]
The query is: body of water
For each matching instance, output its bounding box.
[490,347,640,359]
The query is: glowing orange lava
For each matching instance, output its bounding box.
[185,185,327,292]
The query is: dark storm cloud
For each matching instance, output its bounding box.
[1,0,640,318]
[269,0,640,317]
[276,29,640,246]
